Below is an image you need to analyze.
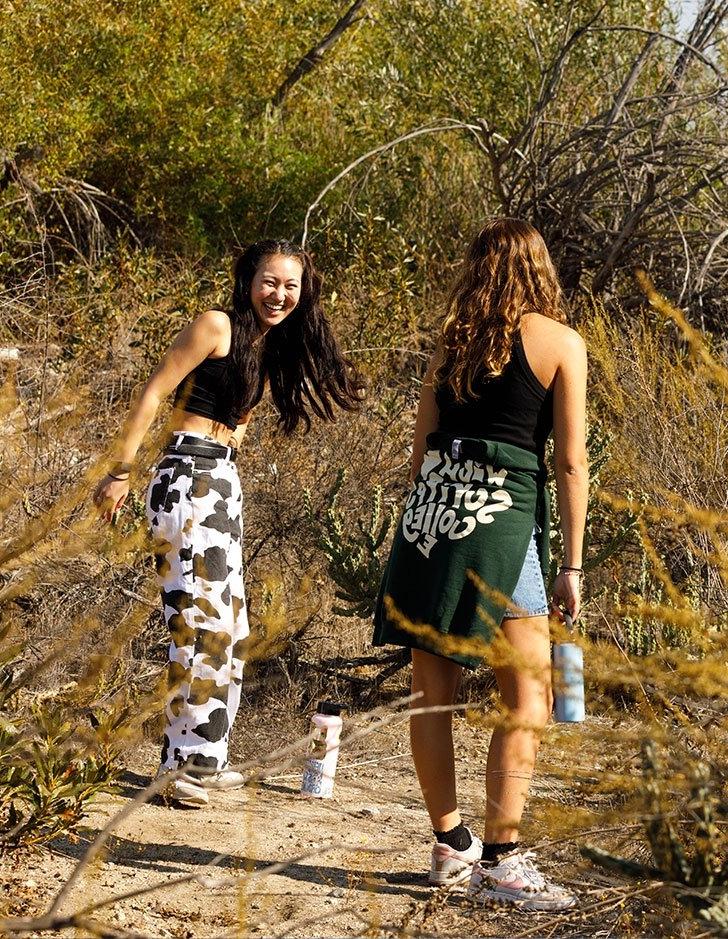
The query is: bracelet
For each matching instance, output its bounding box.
[109,461,133,476]
[559,565,584,576]
[107,473,130,482]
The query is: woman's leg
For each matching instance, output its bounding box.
[220,467,248,758]
[469,615,577,911]
[410,648,463,832]
[484,614,552,844]
[147,456,199,772]
[179,457,248,773]
[148,455,248,774]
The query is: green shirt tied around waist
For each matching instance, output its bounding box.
[372,432,550,669]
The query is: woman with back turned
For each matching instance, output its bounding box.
[93,239,361,807]
[374,219,587,910]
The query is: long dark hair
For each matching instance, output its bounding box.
[221,239,362,434]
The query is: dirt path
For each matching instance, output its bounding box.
[3,711,698,938]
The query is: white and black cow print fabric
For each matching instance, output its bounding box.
[146,434,249,772]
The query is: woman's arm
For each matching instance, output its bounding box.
[410,349,442,482]
[94,310,229,521]
[551,329,589,620]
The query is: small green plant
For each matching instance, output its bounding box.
[615,514,699,657]
[582,740,727,929]
[304,469,397,618]
[0,621,127,851]
[617,547,695,657]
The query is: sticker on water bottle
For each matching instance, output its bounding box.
[301,758,333,797]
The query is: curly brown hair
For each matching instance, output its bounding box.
[436,218,566,401]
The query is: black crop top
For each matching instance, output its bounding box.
[174,354,240,431]
[435,334,553,458]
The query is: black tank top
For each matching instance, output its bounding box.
[435,334,553,458]
[174,354,240,431]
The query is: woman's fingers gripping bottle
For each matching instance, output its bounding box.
[300,701,344,798]
[552,612,585,723]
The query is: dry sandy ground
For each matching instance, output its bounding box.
[2,709,703,939]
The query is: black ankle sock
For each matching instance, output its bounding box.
[481,840,519,864]
[434,822,472,852]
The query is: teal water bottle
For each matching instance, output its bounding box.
[552,612,585,723]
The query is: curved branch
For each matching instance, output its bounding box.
[697,226,728,290]
[300,120,478,246]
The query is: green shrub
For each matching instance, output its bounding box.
[0,618,128,850]
[304,469,396,619]
[582,741,727,929]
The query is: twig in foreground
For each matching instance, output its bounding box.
[2,843,391,937]
[3,693,487,938]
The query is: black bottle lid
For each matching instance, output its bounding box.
[316,700,343,716]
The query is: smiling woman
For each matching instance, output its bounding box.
[252,255,302,327]
[92,239,363,807]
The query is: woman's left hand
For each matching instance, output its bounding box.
[551,570,581,623]
[93,475,130,525]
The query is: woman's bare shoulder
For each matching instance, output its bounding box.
[520,314,585,388]
[191,309,232,352]
[525,313,585,352]
[196,308,231,329]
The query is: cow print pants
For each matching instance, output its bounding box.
[146,433,249,772]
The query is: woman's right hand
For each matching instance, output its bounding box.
[93,475,130,524]
[550,570,582,623]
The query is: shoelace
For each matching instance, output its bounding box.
[500,851,547,890]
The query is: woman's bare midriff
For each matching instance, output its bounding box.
[170,407,249,448]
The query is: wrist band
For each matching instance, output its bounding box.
[109,461,133,476]
[559,565,583,575]
[107,473,130,482]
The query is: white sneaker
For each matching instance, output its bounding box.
[429,828,483,887]
[467,850,577,911]
[155,767,209,807]
[195,768,246,790]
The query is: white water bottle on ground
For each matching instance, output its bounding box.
[552,612,585,723]
[300,701,343,798]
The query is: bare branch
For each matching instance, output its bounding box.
[584,24,726,80]
[697,227,728,291]
[503,5,608,164]
[2,844,388,936]
[301,120,479,245]
[272,0,369,109]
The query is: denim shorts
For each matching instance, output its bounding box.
[502,529,550,619]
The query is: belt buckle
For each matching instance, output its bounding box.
[451,438,462,461]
